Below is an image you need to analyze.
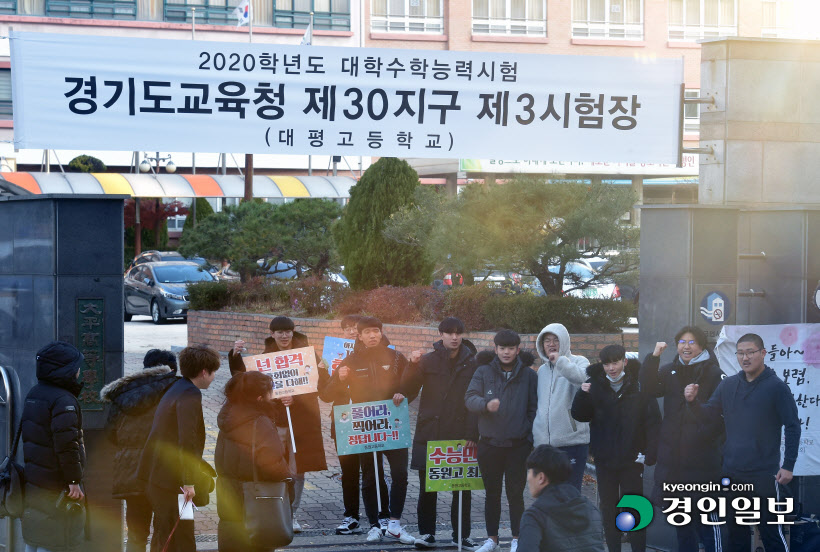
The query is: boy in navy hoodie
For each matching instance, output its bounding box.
[686,333,800,552]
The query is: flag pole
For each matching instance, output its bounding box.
[244,0,253,202]
[248,0,253,42]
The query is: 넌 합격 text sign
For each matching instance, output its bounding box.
[243,346,319,398]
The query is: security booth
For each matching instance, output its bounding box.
[0,194,126,551]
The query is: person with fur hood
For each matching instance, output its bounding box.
[533,323,590,490]
[571,344,660,552]
[229,316,328,533]
[101,349,179,552]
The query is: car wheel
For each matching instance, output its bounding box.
[151,301,166,325]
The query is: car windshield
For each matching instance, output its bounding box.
[153,265,214,284]
[548,263,594,280]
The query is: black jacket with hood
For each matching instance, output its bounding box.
[100,365,179,498]
[640,351,726,483]
[400,339,480,471]
[229,331,328,473]
[464,351,538,447]
[571,359,661,469]
[517,482,606,552]
[216,400,292,552]
[21,341,87,551]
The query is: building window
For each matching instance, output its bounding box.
[165,0,235,24]
[371,0,444,34]
[572,0,643,40]
[274,0,351,31]
[762,0,803,38]
[45,0,136,18]
[0,0,15,15]
[684,89,699,134]
[0,70,10,121]
[472,0,546,36]
[668,0,737,41]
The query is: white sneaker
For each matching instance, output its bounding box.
[335,516,362,535]
[292,517,302,533]
[509,538,518,552]
[385,526,416,545]
[475,538,500,552]
[366,525,383,542]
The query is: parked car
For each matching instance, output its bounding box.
[125,250,210,274]
[528,263,621,299]
[124,261,214,324]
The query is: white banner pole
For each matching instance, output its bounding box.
[286,405,297,453]
[458,490,463,551]
[374,451,382,517]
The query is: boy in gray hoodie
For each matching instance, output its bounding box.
[465,330,538,552]
[533,323,590,490]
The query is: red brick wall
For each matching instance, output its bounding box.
[188,310,638,362]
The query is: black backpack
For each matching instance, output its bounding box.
[0,421,25,518]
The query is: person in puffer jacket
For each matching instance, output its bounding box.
[533,323,590,490]
[100,349,179,552]
[21,341,87,552]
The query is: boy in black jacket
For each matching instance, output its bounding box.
[325,316,416,545]
[402,317,480,551]
[518,445,605,552]
[571,344,660,552]
[465,329,538,552]
[686,333,800,552]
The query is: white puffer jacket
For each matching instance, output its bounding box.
[532,323,590,448]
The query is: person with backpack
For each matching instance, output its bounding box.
[21,341,87,552]
[100,349,179,552]
[216,371,293,552]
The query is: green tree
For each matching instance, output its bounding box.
[334,157,434,289]
[385,176,638,295]
[178,201,279,282]
[270,199,342,277]
[182,198,215,231]
[67,155,106,173]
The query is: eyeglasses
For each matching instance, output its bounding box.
[678,340,696,345]
[735,349,762,359]
[544,338,560,345]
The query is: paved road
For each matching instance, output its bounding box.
[124,318,607,552]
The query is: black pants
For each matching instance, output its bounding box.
[726,474,790,552]
[476,440,530,538]
[360,448,408,526]
[147,484,195,552]
[675,509,724,552]
[417,470,472,539]
[125,494,153,552]
[339,451,390,520]
[597,463,646,552]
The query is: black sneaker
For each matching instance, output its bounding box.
[453,537,480,551]
[414,534,436,549]
[335,516,362,535]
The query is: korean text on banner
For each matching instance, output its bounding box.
[322,337,355,376]
[425,440,484,492]
[10,31,683,164]
[333,399,411,456]
[243,346,319,398]
[715,324,820,476]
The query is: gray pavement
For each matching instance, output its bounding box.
[124,317,608,551]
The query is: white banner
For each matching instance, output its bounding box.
[460,153,699,176]
[10,31,683,163]
[716,324,820,476]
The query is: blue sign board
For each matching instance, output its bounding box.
[333,399,411,455]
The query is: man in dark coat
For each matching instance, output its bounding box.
[518,445,605,552]
[571,345,661,552]
[325,316,417,545]
[138,345,220,552]
[401,317,480,550]
[639,326,726,552]
[100,349,179,552]
[21,341,87,552]
[229,315,328,532]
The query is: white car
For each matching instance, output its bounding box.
[528,262,621,299]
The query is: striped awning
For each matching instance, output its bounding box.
[0,172,356,199]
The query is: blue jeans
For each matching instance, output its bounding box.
[558,444,588,490]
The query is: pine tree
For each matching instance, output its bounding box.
[334,158,433,289]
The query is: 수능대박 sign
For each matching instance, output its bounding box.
[715,324,820,476]
[425,440,484,492]
[10,31,682,163]
[243,346,319,398]
[334,399,411,455]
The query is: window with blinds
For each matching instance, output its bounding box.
[472,0,547,36]
[0,70,11,120]
[274,0,351,30]
[572,0,643,40]
[45,0,136,19]
[371,0,444,33]
[668,0,737,41]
